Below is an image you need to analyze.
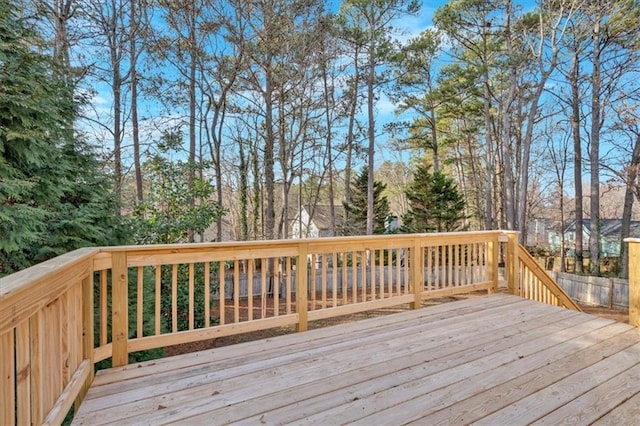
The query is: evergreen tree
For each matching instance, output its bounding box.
[342,166,392,235]
[402,166,466,233]
[0,2,124,276]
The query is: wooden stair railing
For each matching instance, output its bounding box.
[517,243,582,311]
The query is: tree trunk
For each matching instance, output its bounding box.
[109,0,123,212]
[239,142,249,241]
[501,0,516,232]
[130,0,143,202]
[429,106,440,173]
[344,56,360,219]
[589,17,602,275]
[322,58,336,236]
[482,21,494,230]
[264,67,276,240]
[620,134,640,278]
[570,50,584,274]
[366,33,375,236]
[187,7,197,242]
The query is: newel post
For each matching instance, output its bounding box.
[627,239,640,327]
[488,234,499,294]
[503,231,520,296]
[111,251,129,367]
[296,243,309,332]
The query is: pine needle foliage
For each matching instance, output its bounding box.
[342,166,393,235]
[402,165,467,233]
[0,1,124,276]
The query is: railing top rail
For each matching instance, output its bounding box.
[96,230,506,253]
[0,246,97,298]
[0,247,97,334]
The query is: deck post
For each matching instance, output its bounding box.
[76,268,95,409]
[627,239,640,327]
[505,232,520,296]
[296,243,309,332]
[111,251,129,367]
[487,235,499,294]
[411,238,423,309]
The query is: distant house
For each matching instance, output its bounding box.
[564,219,640,257]
[291,205,345,239]
[526,218,562,249]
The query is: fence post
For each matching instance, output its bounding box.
[411,238,423,309]
[111,251,129,367]
[627,239,640,327]
[504,232,520,296]
[296,243,309,332]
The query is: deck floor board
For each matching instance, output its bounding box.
[72,294,640,425]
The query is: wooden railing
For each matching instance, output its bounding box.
[500,231,580,311]
[0,230,580,425]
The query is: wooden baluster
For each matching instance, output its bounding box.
[248,259,254,321]
[1,329,15,426]
[16,321,31,424]
[343,253,349,305]
[286,257,292,315]
[137,267,143,338]
[154,266,161,335]
[308,253,318,311]
[99,270,107,346]
[261,258,267,319]
[274,258,280,316]
[234,260,240,323]
[403,247,410,295]
[348,251,358,302]
[387,249,393,297]
[296,244,309,332]
[30,312,44,424]
[215,261,222,326]
[332,253,338,307]
[358,251,364,302]
[188,263,195,330]
[171,264,178,332]
[321,254,327,309]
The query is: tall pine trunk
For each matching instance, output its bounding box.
[570,50,584,274]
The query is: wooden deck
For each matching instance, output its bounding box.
[72,294,640,425]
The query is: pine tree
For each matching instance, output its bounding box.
[0,2,123,275]
[342,166,392,235]
[402,166,466,233]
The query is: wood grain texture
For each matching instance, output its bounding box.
[0,231,590,425]
[0,329,15,426]
[629,240,640,327]
[72,295,640,426]
[111,252,129,367]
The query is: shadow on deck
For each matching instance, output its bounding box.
[73,294,640,425]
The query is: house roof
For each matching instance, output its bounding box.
[564,219,640,239]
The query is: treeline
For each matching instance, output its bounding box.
[2,0,640,277]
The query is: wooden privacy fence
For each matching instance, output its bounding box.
[0,230,580,425]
